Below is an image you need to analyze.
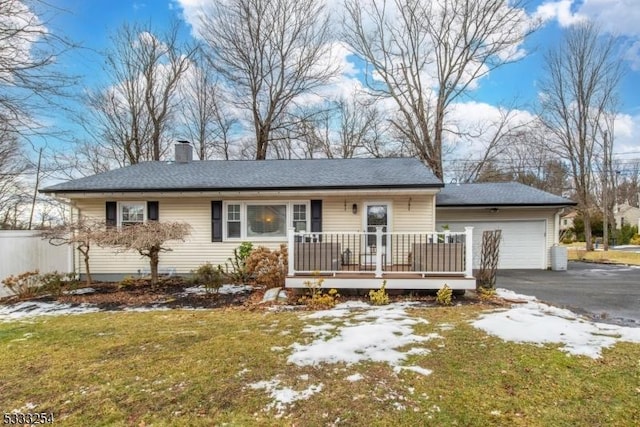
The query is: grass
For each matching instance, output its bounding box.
[1,305,639,426]
[566,243,640,266]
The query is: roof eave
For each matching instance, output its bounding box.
[437,202,578,208]
[41,182,444,194]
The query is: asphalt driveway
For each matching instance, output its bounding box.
[496,261,640,327]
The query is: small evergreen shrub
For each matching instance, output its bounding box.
[368,280,390,305]
[630,234,640,245]
[193,262,225,294]
[225,242,253,283]
[245,244,288,288]
[477,286,497,301]
[436,284,453,306]
[614,224,638,245]
[39,271,77,296]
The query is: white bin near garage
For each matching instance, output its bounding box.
[550,245,568,271]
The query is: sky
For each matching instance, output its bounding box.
[44,0,640,164]
[2,285,640,416]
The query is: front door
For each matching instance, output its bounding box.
[363,203,390,264]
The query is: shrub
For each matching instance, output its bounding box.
[630,234,640,246]
[477,286,497,302]
[614,224,638,245]
[193,262,225,294]
[436,284,453,306]
[245,244,288,288]
[369,280,389,305]
[225,242,253,283]
[117,276,143,290]
[39,271,77,296]
[2,271,42,299]
[298,276,340,309]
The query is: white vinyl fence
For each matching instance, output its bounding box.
[0,231,71,295]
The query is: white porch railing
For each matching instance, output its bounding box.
[287,227,474,278]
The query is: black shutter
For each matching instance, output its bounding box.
[105,201,117,227]
[310,200,322,233]
[147,201,159,221]
[211,201,223,242]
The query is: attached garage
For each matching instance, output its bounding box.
[437,219,546,269]
[436,183,576,270]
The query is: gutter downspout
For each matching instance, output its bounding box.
[554,209,562,245]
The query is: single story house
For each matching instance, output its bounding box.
[41,143,575,290]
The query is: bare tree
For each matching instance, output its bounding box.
[287,97,394,159]
[0,130,29,228]
[0,1,76,226]
[344,0,535,179]
[0,0,74,135]
[539,22,623,251]
[82,21,195,165]
[98,221,191,287]
[178,51,238,160]
[198,0,339,160]
[41,217,107,286]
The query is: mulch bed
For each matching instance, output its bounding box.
[3,278,262,311]
[1,277,492,312]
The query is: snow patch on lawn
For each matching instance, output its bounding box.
[0,301,101,321]
[346,373,364,382]
[63,287,96,295]
[288,302,436,371]
[181,284,253,295]
[249,379,323,418]
[473,289,640,359]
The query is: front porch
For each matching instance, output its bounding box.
[285,227,476,290]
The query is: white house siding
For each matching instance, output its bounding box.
[322,195,434,233]
[73,193,436,277]
[436,208,560,269]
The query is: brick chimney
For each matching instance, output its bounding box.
[175,140,193,163]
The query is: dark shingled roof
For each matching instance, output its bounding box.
[436,182,576,207]
[41,158,443,193]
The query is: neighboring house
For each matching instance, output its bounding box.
[41,143,575,290]
[560,211,578,232]
[614,202,640,230]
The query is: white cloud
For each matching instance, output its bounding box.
[624,40,640,71]
[534,0,587,27]
[0,0,48,83]
[613,112,640,154]
[579,0,640,37]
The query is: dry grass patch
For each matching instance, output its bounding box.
[567,247,640,265]
[1,304,639,426]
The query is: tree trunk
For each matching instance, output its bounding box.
[584,214,593,251]
[79,247,92,286]
[149,249,160,287]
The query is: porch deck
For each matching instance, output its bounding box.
[285,228,475,290]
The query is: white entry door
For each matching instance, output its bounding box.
[363,203,391,263]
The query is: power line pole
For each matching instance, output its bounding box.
[602,131,609,251]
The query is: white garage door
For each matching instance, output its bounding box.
[437,220,546,269]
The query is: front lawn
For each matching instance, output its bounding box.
[1,303,639,426]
